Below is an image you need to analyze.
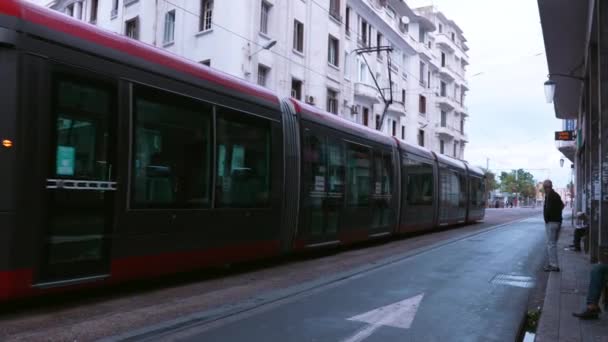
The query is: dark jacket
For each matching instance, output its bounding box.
[544,190,564,223]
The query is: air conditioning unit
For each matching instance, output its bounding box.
[305,95,315,105]
[351,105,360,114]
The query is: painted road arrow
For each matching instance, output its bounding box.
[341,293,424,342]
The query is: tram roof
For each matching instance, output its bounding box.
[0,0,279,107]
[292,99,398,147]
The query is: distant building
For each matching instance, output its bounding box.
[31,0,470,158]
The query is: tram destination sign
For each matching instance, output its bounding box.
[555,130,575,141]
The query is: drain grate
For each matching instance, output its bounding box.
[490,274,536,288]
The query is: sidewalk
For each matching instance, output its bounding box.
[536,219,608,342]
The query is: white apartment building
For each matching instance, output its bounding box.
[31,0,470,158]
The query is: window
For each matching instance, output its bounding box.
[258,64,269,87]
[375,115,381,130]
[215,108,271,208]
[453,142,458,157]
[200,0,213,32]
[418,129,425,147]
[419,95,426,114]
[405,159,434,206]
[440,140,445,154]
[260,1,271,35]
[329,0,340,20]
[131,85,212,208]
[401,89,406,103]
[376,33,383,58]
[327,89,338,114]
[441,52,446,67]
[419,62,425,86]
[360,18,368,46]
[391,120,397,136]
[163,10,176,44]
[125,17,139,40]
[451,32,455,41]
[291,79,302,100]
[441,110,447,127]
[363,107,369,126]
[111,0,118,17]
[200,59,211,66]
[438,24,443,33]
[328,35,339,67]
[440,81,447,97]
[427,70,431,88]
[90,0,98,22]
[401,126,405,139]
[418,29,425,43]
[460,119,464,133]
[293,20,304,53]
[347,143,371,207]
[359,62,366,82]
[66,4,74,17]
[345,7,351,36]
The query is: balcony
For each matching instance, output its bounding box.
[355,82,380,101]
[438,65,457,81]
[459,104,469,117]
[556,140,576,162]
[435,123,458,139]
[435,34,455,53]
[418,42,434,62]
[437,95,458,110]
[387,101,406,116]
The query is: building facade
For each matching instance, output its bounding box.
[538,0,608,263]
[32,0,470,158]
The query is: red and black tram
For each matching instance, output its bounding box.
[0,0,485,302]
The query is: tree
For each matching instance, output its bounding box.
[482,169,499,192]
[499,169,537,199]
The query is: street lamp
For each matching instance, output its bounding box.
[249,40,277,59]
[544,74,585,103]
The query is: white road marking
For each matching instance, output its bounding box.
[341,293,424,342]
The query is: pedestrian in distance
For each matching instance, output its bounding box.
[543,179,564,272]
[573,263,608,319]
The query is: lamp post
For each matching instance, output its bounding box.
[248,40,277,59]
[544,74,585,103]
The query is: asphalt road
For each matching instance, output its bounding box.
[147,214,547,342]
[1,208,543,341]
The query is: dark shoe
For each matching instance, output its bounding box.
[573,307,601,320]
[544,265,560,272]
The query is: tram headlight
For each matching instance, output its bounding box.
[2,139,13,148]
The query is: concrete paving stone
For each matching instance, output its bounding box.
[559,293,582,341]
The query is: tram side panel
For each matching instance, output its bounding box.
[0,41,22,300]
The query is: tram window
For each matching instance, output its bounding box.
[458,173,467,207]
[405,159,433,206]
[303,132,327,194]
[132,85,212,208]
[327,139,345,194]
[54,79,111,179]
[439,169,460,207]
[347,143,371,207]
[215,107,271,208]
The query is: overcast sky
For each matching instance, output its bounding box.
[410,0,572,188]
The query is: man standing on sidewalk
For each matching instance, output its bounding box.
[543,179,564,272]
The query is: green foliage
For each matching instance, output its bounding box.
[499,169,537,198]
[481,168,499,192]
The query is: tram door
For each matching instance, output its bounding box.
[38,74,117,283]
[300,129,345,244]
